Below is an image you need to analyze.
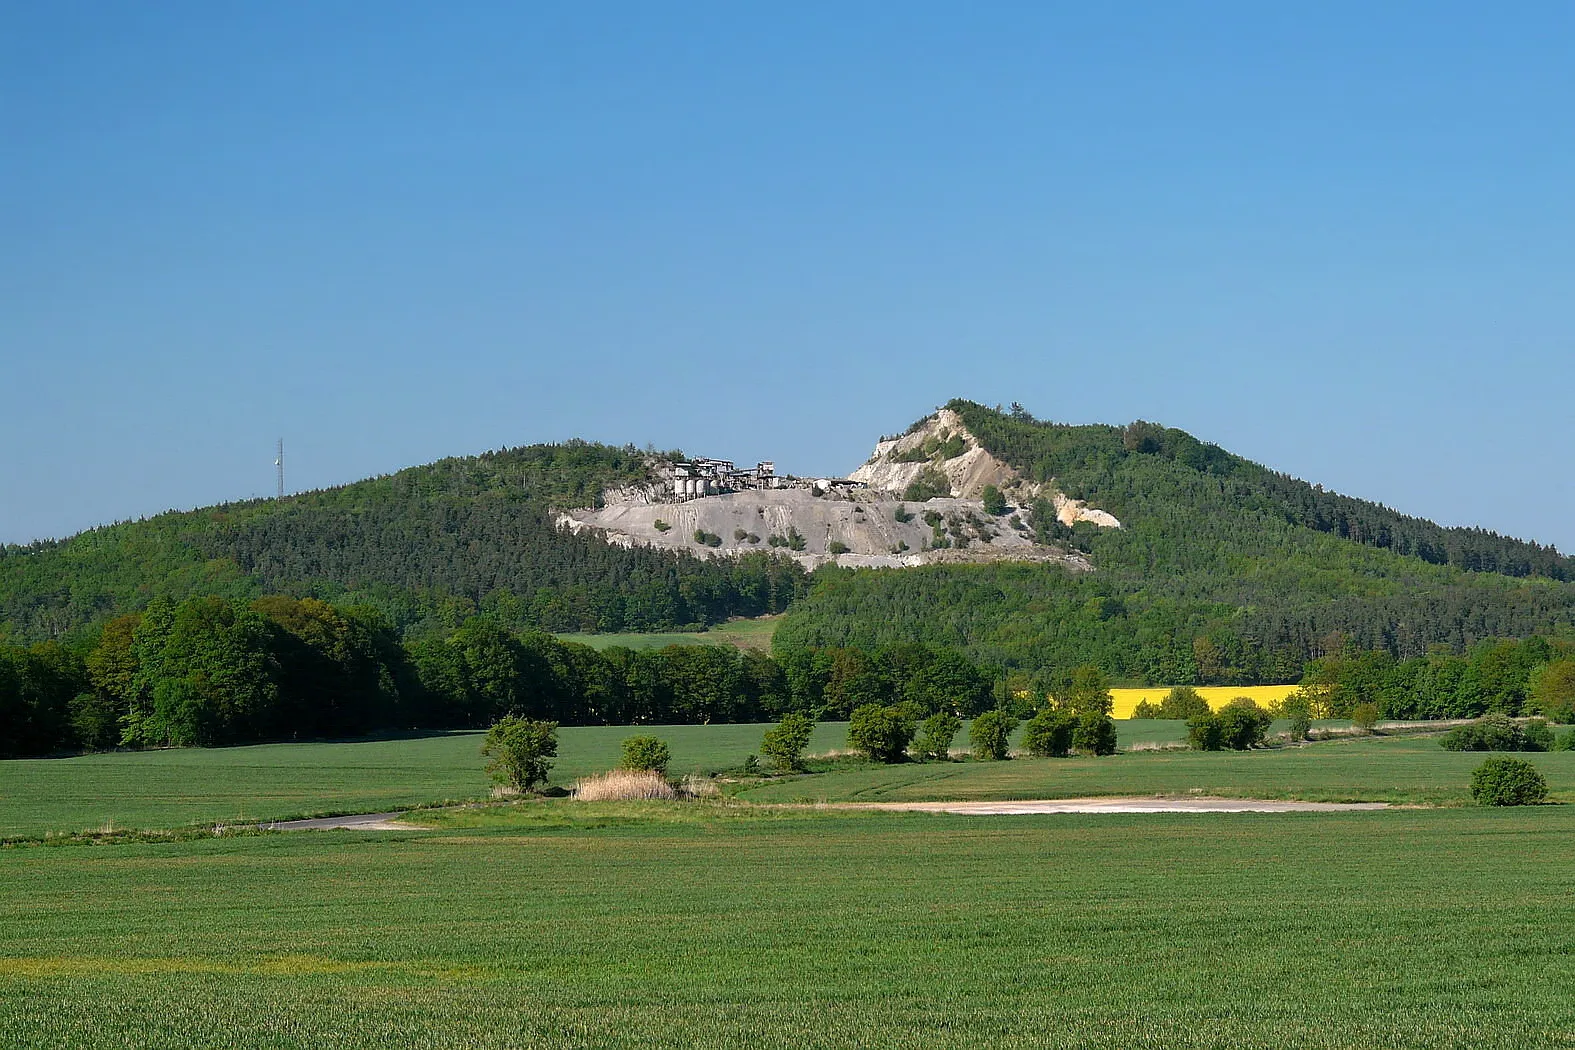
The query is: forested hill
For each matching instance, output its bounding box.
[955,400,1574,581]
[774,401,1575,684]
[0,441,807,643]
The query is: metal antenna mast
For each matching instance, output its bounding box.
[276,439,285,499]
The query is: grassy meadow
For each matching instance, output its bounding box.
[0,720,850,838]
[5,803,1575,1048]
[9,719,1552,838]
[739,732,1575,807]
[554,615,779,651]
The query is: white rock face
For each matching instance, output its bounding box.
[559,408,1118,570]
[561,490,1087,571]
[848,409,1120,529]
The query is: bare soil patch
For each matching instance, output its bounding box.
[837,797,1391,815]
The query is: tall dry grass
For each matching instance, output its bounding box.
[571,770,723,801]
[573,769,678,801]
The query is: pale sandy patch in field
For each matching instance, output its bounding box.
[838,797,1390,815]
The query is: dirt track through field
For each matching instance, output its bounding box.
[260,812,422,831]
[838,797,1391,815]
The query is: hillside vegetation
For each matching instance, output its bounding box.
[775,401,1575,681]
[0,441,806,643]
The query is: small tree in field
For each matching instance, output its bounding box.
[1073,711,1118,756]
[1470,757,1548,806]
[1216,699,1273,750]
[1187,713,1223,751]
[1022,709,1075,758]
[913,712,962,761]
[970,710,1018,760]
[1159,686,1212,720]
[848,704,916,763]
[1351,703,1380,731]
[482,717,558,792]
[621,735,671,775]
[761,713,815,771]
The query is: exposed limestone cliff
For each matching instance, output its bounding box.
[848,409,1120,528]
[560,408,1117,570]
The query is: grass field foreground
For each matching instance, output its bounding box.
[4,804,1575,1048]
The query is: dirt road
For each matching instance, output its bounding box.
[259,812,420,831]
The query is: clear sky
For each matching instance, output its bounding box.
[3,2,1572,551]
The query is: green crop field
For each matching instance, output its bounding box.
[1,721,1498,838]
[740,732,1575,807]
[0,720,853,838]
[555,615,779,651]
[4,802,1575,1048]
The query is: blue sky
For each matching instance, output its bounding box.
[3,2,1572,550]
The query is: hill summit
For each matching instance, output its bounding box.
[2,398,1572,679]
[558,406,1116,569]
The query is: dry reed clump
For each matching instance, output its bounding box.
[678,774,720,799]
[573,769,678,801]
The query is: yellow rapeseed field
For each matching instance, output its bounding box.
[1108,685,1300,719]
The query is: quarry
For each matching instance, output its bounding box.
[559,409,1121,569]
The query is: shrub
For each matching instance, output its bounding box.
[1555,730,1575,752]
[894,504,914,523]
[1187,713,1223,751]
[827,540,850,556]
[969,710,1019,760]
[1523,718,1555,752]
[481,716,558,792]
[903,466,951,503]
[693,529,723,548]
[1351,703,1381,731]
[1074,712,1118,755]
[1023,709,1076,757]
[760,713,815,771]
[1216,699,1273,750]
[1278,692,1313,741]
[1131,699,1163,719]
[1441,713,1530,752]
[620,735,671,774]
[1159,686,1212,720]
[980,485,1008,516]
[913,711,961,761]
[652,519,671,532]
[848,704,917,763]
[734,528,749,541]
[574,769,676,801]
[1470,757,1548,806]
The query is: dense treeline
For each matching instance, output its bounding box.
[0,441,808,643]
[0,593,993,757]
[776,403,1575,680]
[1297,636,1575,720]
